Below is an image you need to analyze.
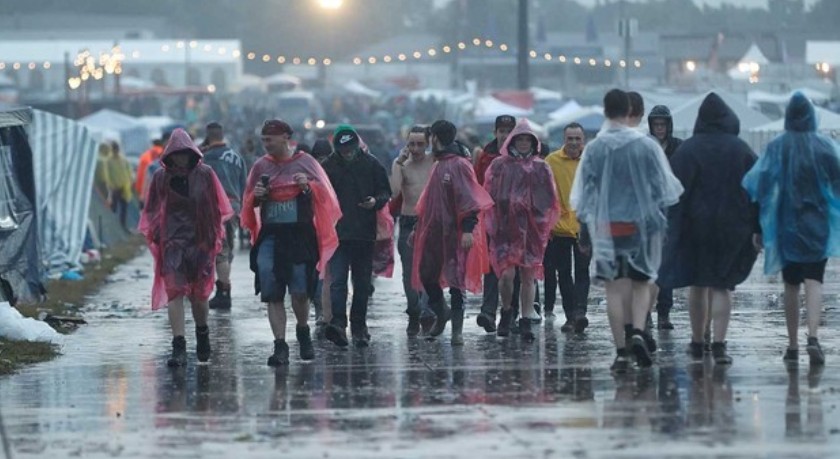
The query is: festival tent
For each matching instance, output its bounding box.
[751,105,840,132]
[79,109,150,158]
[29,110,98,277]
[0,105,44,303]
[472,96,533,123]
[670,90,772,133]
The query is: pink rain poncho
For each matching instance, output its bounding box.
[411,150,494,293]
[138,129,233,310]
[484,120,560,278]
[241,152,341,278]
[373,206,395,277]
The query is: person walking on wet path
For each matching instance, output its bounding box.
[743,92,840,368]
[412,120,494,345]
[391,125,436,337]
[201,122,247,311]
[571,89,682,372]
[544,122,592,334]
[139,128,234,367]
[483,119,559,341]
[321,124,391,348]
[659,92,759,366]
[242,120,341,366]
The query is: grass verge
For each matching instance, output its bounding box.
[0,235,145,376]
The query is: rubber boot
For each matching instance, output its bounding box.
[208,281,231,310]
[195,326,211,363]
[451,308,464,346]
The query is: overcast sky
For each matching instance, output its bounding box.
[434,0,819,10]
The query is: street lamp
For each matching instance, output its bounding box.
[316,0,343,88]
[318,0,343,9]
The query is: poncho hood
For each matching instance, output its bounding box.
[161,128,203,171]
[784,91,817,133]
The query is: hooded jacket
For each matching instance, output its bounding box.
[483,121,559,277]
[647,105,684,158]
[138,129,233,310]
[546,145,582,237]
[742,92,840,274]
[474,138,501,185]
[321,127,391,242]
[659,93,758,289]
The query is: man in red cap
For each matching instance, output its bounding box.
[242,119,342,366]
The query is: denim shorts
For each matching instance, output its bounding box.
[257,235,309,302]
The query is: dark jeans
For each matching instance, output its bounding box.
[418,242,465,313]
[397,216,427,317]
[544,236,591,321]
[656,286,673,316]
[329,240,375,330]
[110,191,128,230]
[480,270,499,317]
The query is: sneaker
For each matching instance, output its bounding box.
[560,320,575,333]
[167,336,187,367]
[352,326,371,348]
[325,323,349,347]
[631,331,653,368]
[783,347,799,365]
[314,320,327,340]
[526,303,543,324]
[297,326,315,360]
[574,316,589,333]
[208,281,231,310]
[611,350,630,374]
[644,331,657,354]
[406,315,421,337]
[712,341,733,365]
[476,312,497,333]
[657,313,674,330]
[807,337,825,366]
[195,326,211,363]
[688,341,704,360]
[519,318,535,342]
[267,340,290,366]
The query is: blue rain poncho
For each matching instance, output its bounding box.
[659,92,759,290]
[571,120,683,280]
[742,92,840,275]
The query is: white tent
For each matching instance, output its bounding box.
[545,105,605,132]
[263,73,302,92]
[79,109,150,157]
[548,100,582,121]
[29,110,98,276]
[136,115,176,141]
[728,43,769,80]
[473,96,532,123]
[670,90,772,132]
[343,80,381,98]
[751,106,840,132]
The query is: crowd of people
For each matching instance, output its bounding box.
[135,87,840,373]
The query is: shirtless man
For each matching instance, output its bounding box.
[391,126,436,336]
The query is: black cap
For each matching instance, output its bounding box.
[205,121,223,131]
[262,119,294,136]
[333,129,360,149]
[495,115,516,130]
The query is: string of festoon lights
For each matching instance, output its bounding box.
[0,36,650,80]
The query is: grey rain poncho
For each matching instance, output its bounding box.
[570,121,683,280]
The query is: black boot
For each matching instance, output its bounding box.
[451,309,464,346]
[167,336,187,367]
[267,339,290,366]
[195,326,211,363]
[497,308,514,337]
[351,324,370,348]
[297,325,315,360]
[325,322,349,347]
[519,318,535,342]
[476,312,497,333]
[406,314,421,337]
[657,312,674,330]
[420,314,436,335]
[208,281,231,310]
[429,301,451,337]
[712,341,733,365]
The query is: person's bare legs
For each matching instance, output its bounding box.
[606,279,632,348]
[804,280,822,339]
[190,298,209,328]
[268,301,287,340]
[689,286,708,344]
[631,281,652,331]
[499,268,517,314]
[291,293,310,326]
[784,283,801,350]
[709,288,732,342]
[168,296,186,337]
[519,268,537,318]
[216,260,231,286]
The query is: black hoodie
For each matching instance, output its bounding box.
[647,104,684,158]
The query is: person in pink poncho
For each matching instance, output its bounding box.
[483,119,560,341]
[241,120,342,366]
[138,128,233,367]
[411,120,494,345]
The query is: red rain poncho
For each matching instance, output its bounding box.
[241,152,341,277]
[138,129,233,310]
[373,206,395,277]
[411,150,494,293]
[484,121,560,278]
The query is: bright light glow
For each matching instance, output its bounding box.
[472,38,481,46]
[12,63,20,70]
[262,54,271,62]
[232,50,241,58]
[247,52,256,60]
[558,55,566,63]
[529,50,537,58]
[589,58,597,66]
[368,57,377,64]
[413,51,422,59]
[307,58,317,66]
[318,0,344,9]
[619,60,627,67]
[189,41,198,48]
[315,120,326,129]
[0,63,6,70]
[604,59,611,67]
[68,77,81,89]
[207,84,217,93]
[457,42,466,50]
[544,53,552,60]
[499,44,508,52]
[43,62,51,69]
[353,57,362,65]
[634,60,642,68]
[277,56,286,64]
[428,49,437,56]
[323,58,332,66]
[442,46,451,53]
[398,54,407,61]
[28,62,36,70]
[819,62,831,73]
[485,40,493,48]
[383,55,392,63]
[749,74,759,84]
[573,57,581,65]
[685,60,696,72]
[292,57,301,65]
[749,62,760,73]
